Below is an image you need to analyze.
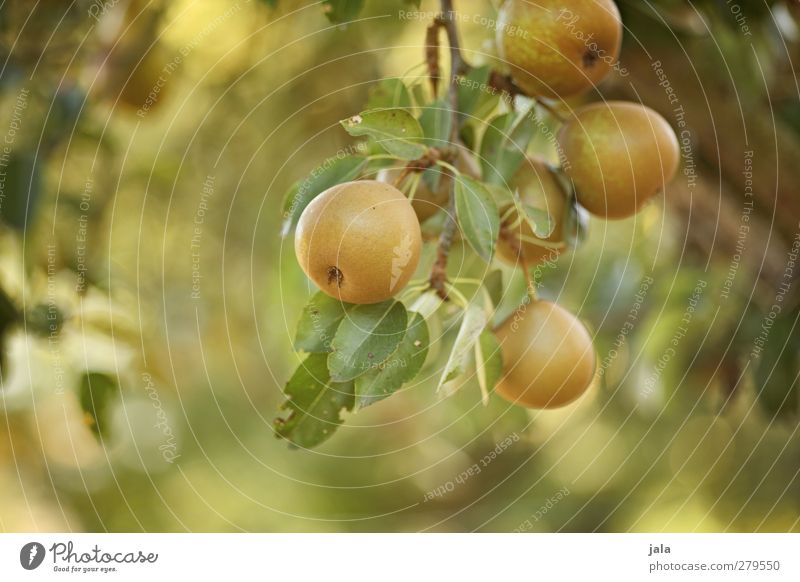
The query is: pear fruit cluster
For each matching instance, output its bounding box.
[291,0,680,416]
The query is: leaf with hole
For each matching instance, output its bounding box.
[340,109,426,160]
[454,175,500,263]
[274,353,355,448]
[328,300,408,382]
[354,313,429,409]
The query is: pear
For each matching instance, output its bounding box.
[497,0,622,98]
[295,180,422,304]
[558,101,680,218]
[495,300,595,409]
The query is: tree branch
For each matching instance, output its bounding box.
[428,0,466,300]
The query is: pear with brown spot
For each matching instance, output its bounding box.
[497,0,622,98]
[295,180,422,304]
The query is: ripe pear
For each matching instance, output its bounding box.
[376,147,481,223]
[295,180,422,304]
[558,101,680,218]
[495,300,595,409]
[497,157,567,267]
[497,0,622,98]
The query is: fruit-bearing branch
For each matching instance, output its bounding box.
[428,0,466,300]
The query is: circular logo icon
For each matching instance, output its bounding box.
[20,542,45,570]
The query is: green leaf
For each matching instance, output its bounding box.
[409,290,444,320]
[475,331,503,405]
[341,108,426,160]
[78,372,118,439]
[521,203,554,238]
[322,0,364,23]
[438,303,488,391]
[274,354,355,448]
[418,100,453,192]
[754,314,800,418]
[354,313,429,409]
[479,112,537,186]
[457,65,498,120]
[419,99,452,145]
[294,292,348,353]
[367,79,413,110]
[454,175,500,262]
[484,270,503,308]
[328,300,408,382]
[281,155,366,236]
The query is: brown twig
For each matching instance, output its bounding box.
[425,21,443,97]
[428,0,467,301]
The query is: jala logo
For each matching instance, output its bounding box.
[20,542,46,570]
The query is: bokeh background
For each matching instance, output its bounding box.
[1,0,799,532]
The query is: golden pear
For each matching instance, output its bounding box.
[558,101,680,218]
[294,180,422,304]
[497,0,622,98]
[495,300,595,409]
